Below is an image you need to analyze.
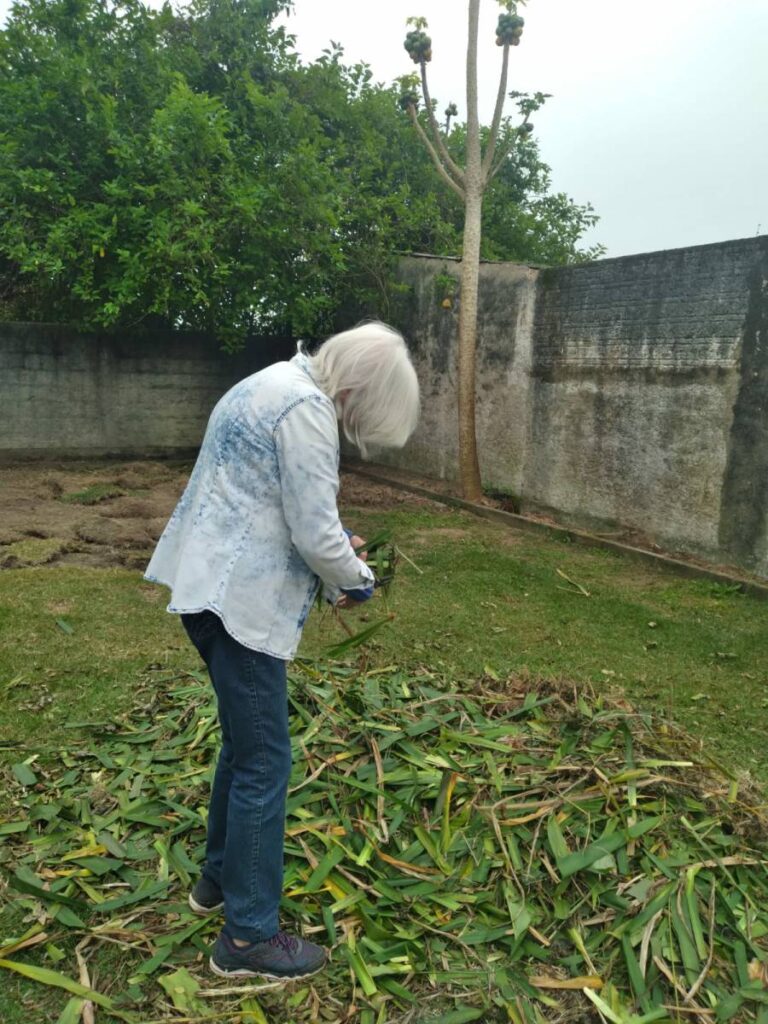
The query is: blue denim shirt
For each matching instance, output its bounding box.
[144,353,374,659]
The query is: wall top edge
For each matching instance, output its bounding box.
[401,234,767,272]
[579,234,768,268]
[400,252,547,269]
[0,322,293,339]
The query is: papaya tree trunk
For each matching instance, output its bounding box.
[405,0,518,501]
[458,0,483,503]
[458,186,483,502]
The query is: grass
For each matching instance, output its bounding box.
[1,499,768,1021]
[1,537,67,567]
[59,483,127,505]
[2,649,768,1023]
[1,502,767,775]
[307,504,768,779]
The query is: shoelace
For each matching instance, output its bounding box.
[268,931,299,954]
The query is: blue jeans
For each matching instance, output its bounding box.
[181,610,290,943]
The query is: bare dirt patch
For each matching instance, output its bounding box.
[0,460,191,570]
[3,460,764,590]
[0,461,444,570]
[76,518,154,548]
[100,497,162,520]
[338,472,444,511]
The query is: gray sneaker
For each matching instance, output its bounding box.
[210,929,327,980]
[188,876,224,916]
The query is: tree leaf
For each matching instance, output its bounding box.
[0,959,131,1018]
[158,967,203,1012]
[325,617,392,658]
[11,762,37,786]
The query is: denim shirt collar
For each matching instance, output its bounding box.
[291,349,323,391]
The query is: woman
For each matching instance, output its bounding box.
[144,322,420,980]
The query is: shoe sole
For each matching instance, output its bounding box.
[188,893,225,916]
[209,956,326,981]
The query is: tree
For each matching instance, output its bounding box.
[0,0,348,343]
[0,0,600,348]
[402,1,568,500]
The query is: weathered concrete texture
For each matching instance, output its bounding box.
[523,241,754,555]
[380,256,539,492]
[387,238,768,576]
[4,237,768,577]
[718,237,768,569]
[0,324,293,458]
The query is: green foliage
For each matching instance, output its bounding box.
[0,0,603,344]
[397,71,421,111]
[60,484,125,505]
[435,267,459,306]
[0,0,346,344]
[510,89,552,119]
[3,645,768,1020]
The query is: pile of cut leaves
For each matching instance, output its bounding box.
[2,660,768,1023]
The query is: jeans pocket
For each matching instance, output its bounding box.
[182,610,220,649]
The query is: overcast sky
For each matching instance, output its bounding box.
[2,0,766,258]
[277,0,768,258]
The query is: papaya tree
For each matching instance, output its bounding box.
[402,1,545,501]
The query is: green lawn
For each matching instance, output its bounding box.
[1,499,768,1022]
[1,500,767,778]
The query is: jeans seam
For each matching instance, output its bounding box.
[245,649,267,941]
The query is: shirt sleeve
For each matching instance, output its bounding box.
[274,396,375,591]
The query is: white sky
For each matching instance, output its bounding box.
[2,0,766,257]
[278,0,768,257]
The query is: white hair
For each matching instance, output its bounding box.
[306,322,420,458]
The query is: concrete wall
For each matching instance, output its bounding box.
[0,323,294,459]
[2,235,766,576]
[386,236,768,575]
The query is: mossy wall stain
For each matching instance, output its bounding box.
[719,237,768,567]
[3,238,768,577]
[388,239,768,576]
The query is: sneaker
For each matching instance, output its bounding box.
[188,876,224,916]
[210,929,327,980]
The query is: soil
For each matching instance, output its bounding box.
[2,458,764,589]
[0,460,444,571]
[0,460,184,569]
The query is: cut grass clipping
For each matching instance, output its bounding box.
[0,538,66,568]
[2,662,768,1023]
[59,484,126,506]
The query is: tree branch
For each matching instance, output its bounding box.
[488,117,530,182]
[420,61,465,186]
[408,105,465,201]
[488,136,516,183]
[481,42,510,182]
[465,0,481,183]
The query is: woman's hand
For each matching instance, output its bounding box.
[348,534,368,561]
[336,534,370,608]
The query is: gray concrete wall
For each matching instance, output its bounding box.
[3,236,767,576]
[0,324,294,459]
[387,237,768,575]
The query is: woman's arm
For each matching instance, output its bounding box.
[274,396,374,591]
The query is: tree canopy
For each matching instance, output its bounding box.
[0,0,603,345]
